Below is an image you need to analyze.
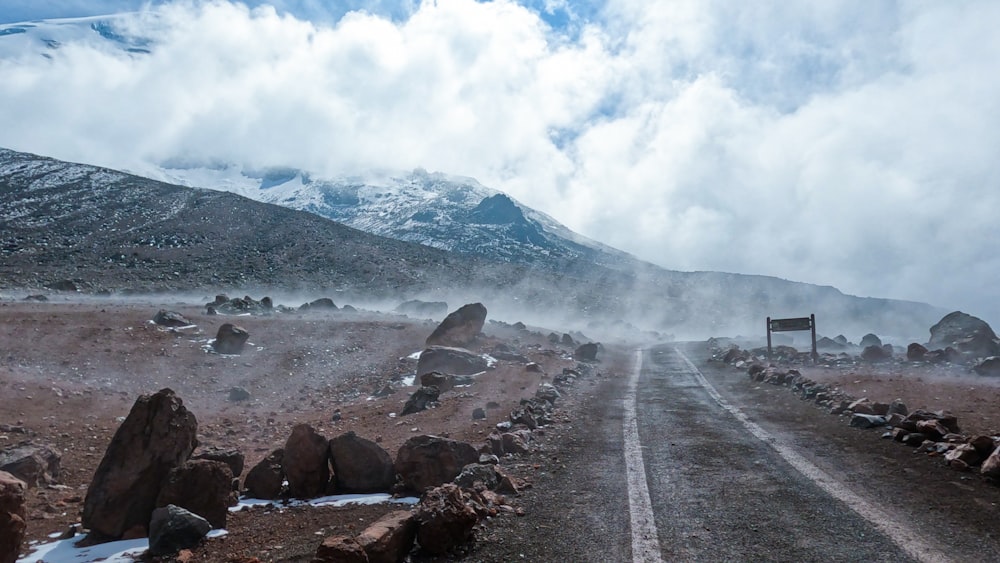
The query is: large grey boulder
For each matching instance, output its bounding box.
[416,346,489,377]
[328,432,395,493]
[425,303,487,347]
[82,388,198,541]
[928,311,1000,357]
[395,435,478,492]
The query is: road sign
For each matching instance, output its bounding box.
[766,314,818,362]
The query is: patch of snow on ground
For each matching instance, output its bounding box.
[17,530,227,563]
[230,493,419,513]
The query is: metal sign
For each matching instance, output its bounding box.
[770,317,812,332]
[766,314,818,362]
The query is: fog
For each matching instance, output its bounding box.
[1,1,999,326]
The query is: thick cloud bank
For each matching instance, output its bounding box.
[1,0,999,324]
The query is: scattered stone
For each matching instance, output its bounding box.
[535,383,560,404]
[148,504,211,557]
[501,432,530,454]
[471,408,486,420]
[227,387,251,402]
[82,388,198,541]
[244,449,284,500]
[0,442,61,488]
[425,303,487,347]
[329,432,395,493]
[454,463,500,490]
[283,424,330,499]
[395,435,478,492]
[212,323,249,355]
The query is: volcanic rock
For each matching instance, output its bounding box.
[227,386,251,402]
[152,310,194,328]
[454,463,500,490]
[314,535,368,563]
[355,510,418,563]
[192,446,245,478]
[535,383,560,404]
[401,386,441,416]
[82,388,198,541]
[861,345,891,363]
[907,343,928,361]
[859,333,883,349]
[212,323,249,355]
[156,459,235,529]
[244,448,284,500]
[425,303,487,347]
[148,504,211,556]
[574,342,599,361]
[414,484,479,555]
[395,435,478,492]
[283,424,330,499]
[974,357,1000,376]
[981,446,1000,478]
[0,442,61,488]
[416,346,489,377]
[301,298,337,311]
[328,432,395,493]
[928,311,1000,357]
[0,471,27,563]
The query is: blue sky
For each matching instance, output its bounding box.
[1,1,999,327]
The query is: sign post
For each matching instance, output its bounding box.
[766,314,817,363]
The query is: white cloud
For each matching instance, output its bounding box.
[1,0,999,324]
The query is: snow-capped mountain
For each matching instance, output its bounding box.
[141,162,632,270]
[0,14,157,60]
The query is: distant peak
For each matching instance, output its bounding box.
[467,193,525,225]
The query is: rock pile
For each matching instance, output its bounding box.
[711,341,1000,484]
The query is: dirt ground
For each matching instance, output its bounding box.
[0,294,581,561]
[5,295,1000,562]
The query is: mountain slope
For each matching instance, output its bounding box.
[0,148,945,338]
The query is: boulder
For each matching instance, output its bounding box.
[244,449,284,500]
[152,310,194,328]
[981,446,1000,479]
[156,460,235,529]
[416,346,488,377]
[860,345,891,363]
[212,323,249,355]
[401,386,441,416]
[928,311,1000,357]
[859,333,883,349]
[454,463,500,490]
[906,343,928,361]
[395,435,478,492]
[283,424,330,499]
[192,446,245,478]
[356,510,418,563]
[0,442,61,488]
[414,484,479,555]
[535,383,560,404]
[82,388,198,541]
[0,471,27,563]
[886,399,909,416]
[301,298,337,311]
[974,357,1000,376]
[946,443,982,468]
[314,535,369,563]
[425,303,487,347]
[227,387,251,402]
[328,432,395,493]
[574,342,599,362]
[148,504,211,557]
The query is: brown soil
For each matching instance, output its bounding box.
[0,296,579,561]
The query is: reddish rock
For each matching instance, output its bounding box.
[915,419,949,441]
[356,510,417,563]
[329,432,395,493]
[82,388,199,541]
[414,484,479,555]
[981,446,1000,478]
[244,449,284,500]
[156,459,235,529]
[314,535,369,563]
[192,447,245,478]
[284,424,330,499]
[395,435,478,493]
[969,435,997,457]
[425,303,487,347]
[501,432,530,455]
[212,323,249,355]
[945,444,981,467]
[0,471,27,563]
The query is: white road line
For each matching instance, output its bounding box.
[674,348,952,563]
[624,349,664,562]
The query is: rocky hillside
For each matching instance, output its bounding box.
[0,148,944,338]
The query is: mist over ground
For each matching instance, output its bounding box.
[1,1,998,325]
